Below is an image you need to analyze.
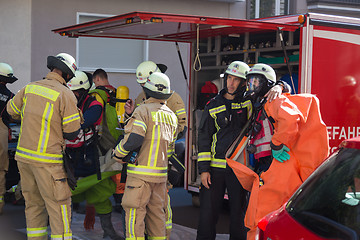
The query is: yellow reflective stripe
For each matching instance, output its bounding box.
[175,108,186,116]
[209,105,226,118]
[116,142,130,156]
[166,194,172,229]
[63,113,80,125]
[127,165,168,176]
[61,205,70,235]
[27,227,48,237]
[198,152,211,162]
[134,119,147,132]
[51,235,63,240]
[242,100,252,119]
[0,196,3,203]
[25,84,60,101]
[210,158,227,168]
[148,237,167,240]
[231,103,242,109]
[151,111,177,127]
[64,233,72,240]
[38,102,54,153]
[16,146,63,163]
[211,116,221,156]
[127,238,145,240]
[128,208,136,239]
[9,99,21,115]
[148,125,160,167]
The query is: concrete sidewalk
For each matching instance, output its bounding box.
[0,187,230,240]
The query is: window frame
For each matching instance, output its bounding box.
[76,12,149,73]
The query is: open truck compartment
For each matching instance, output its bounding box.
[53,11,360,197]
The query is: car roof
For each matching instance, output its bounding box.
[340,137,360,149]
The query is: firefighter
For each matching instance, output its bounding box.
[196,61,288,240]
[7,53,81,240]
[66,70,123,240]
[89,68,126,216]
[238,63,329,239]
[125,60,187,138]
[0,62,17,214]
[124,60,187,239]
[112,72,178,240]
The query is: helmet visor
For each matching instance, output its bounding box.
[247,74,265,93]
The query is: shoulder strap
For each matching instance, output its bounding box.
[89,88,109,104]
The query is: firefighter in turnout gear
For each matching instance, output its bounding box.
[66,71,123,240]
[0,62,17,214]
[124,60,187,239]
[196,61,287,240]
[7,53,81,240]
[196,61,252,240]
[113,72,178,240]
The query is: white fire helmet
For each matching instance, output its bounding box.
[0,63,18,83]
[136,61,161,84]
[143,72,172,99]
[225,61,250,79]
[47,53,77,79]
[67,70,92,91]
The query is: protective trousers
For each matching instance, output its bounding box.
[0,119,9,213]
[165,192,172,240]
[18,162,72,240]
[197,165,248,240]
[122,176,167,240]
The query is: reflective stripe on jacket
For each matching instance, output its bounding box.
[198,89,251,173]
[7,72,81,165]
[115,97,178,183]
[134,90,187,134]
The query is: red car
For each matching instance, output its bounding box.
[256,137,360,240]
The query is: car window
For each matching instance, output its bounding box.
[286,148,360,239]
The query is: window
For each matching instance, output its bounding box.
[76,13,149,73]
[249,0,289,19]
[287,148,360,238]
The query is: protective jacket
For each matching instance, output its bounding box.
[198,89,252,173]
[114,97,178,183]
[0,84,14,127]
[226,93,329,240]
[134,90,187,135]
[7,72,82,165]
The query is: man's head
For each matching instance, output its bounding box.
[0,62,18,84]
[142,72,172,100]
[47,53,77,82]
[224,61,249,95]
[136,61,167,85]
[93,68,109,87]
[67,70,92,102]
[246,63,276,98]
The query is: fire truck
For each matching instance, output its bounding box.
[53,12,360,204]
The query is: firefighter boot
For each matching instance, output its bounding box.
[99,212,124,240]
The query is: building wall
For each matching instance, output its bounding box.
[29,0,247,102]
[0,0,31,93]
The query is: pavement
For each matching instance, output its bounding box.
[0,187,230,240]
